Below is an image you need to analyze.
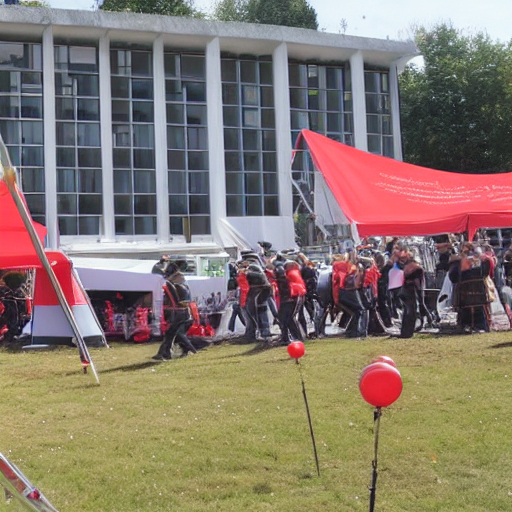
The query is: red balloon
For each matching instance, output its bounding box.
[359,362,403,407]
[287,341,305,359]
[372,355,397,368]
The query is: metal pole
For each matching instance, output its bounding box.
[297,359,320,476]
[369,407,382,512]
[0,136,99,384]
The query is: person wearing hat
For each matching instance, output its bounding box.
[244,263,272,342]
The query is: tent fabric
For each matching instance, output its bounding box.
[0,181,47,267]
[296,129,512,239]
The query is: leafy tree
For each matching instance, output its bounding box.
[213,0,318,30]
[400,23,512,173]
[100,0,198,17]
[19,0,50,5]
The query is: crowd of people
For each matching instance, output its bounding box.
[224,235,512,345]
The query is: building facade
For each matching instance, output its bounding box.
[0,6,418,258]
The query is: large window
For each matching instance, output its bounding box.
[0,42,44,225]
[365,70,393,157]
[55,44,102,236]
[289,62,353,212]
[111,48,156,236]
[221,56,278,217]
[165,52,210,238]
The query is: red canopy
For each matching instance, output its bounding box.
[0,180,47,268]
[297,129,512,239]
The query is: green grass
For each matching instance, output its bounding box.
[1,332,512,511]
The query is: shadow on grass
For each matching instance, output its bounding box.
[490,341,512,349]
[99,361,164,374]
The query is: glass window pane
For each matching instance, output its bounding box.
[168,171,187,194]
[135,216,156,235]
[167,150,185,170]
[289,88,306,109]
[57,194,77,214]
[245,172,261,193]
[242,85,258,106]
[133,149,155,169]
[261,131,275,151]
[226,195,243,216]
[134,195,156,215]
[326,67,340,90]
[21,97,42,118]
[79,216,100,235]
[0,96,19,118]
[366,114,380,134]
[113,148,131,169]
[242,130,259,150]
[224,128,239,150]
[246,195,262,216]
[167,126,185,149]
[164,53,178,77]
[166,79,183,101]
[25,194,45,216]
[111,50,131,76]
[224,152,241,172]
[0,70,19,92]
[262,153,276,172]
[260,87,274,108]
[184,82,205,102]
[55,72,73,95]
[189,196,209,214]
[133,124,154,148]
[383,136,394,157]
[77,123,100,146]
[22,168,45,193]
[134,170,155,193]
[69,46,97,72]
[240,61,257,83]
[169,195,187,214]
[166,103,183,124]
[364,72,379,93]
[0,120,19,144]
[326,90,341,111]
[244,153,260,172]
[132,101,153,122]
[59,217,77,236]
[132,79,153,100]
[57,169,76,192]
[131,51,152,76]
[181,55,205,79]
[113,124,131,147]
[382,115,392,135]
[288,64,306,87]
[223,106,239,128]
[186,105,207,125]
[111,76,130,98]
[190,216,210,235]
[79,169,102,193]
[242,109,259,128]
[78,147,101,167]
[56,122,75,146]
[22,146,43,166]
[263,173,277,194]
[226,173,243,194]
[221,59,237,82]
[79,195,102,215]
[222,83,238,105]
[188,151,208,170]
[169,217,184,235]
[291,110,309,130]
[327,113,341,132]
[189,172,209,194]
[77,98,99,120]
[114,194,132,214]
[259,62,273,85]
[264,196,279,216]
[56,98,74,120]
[367,134,381,154]
[76,74,99,96]
[114,170,132,193]
[21,121,43,144]
[115,217,134,236]
[187,127,207,150]
[261,110,274,129]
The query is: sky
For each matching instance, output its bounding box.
[47,0,512,43]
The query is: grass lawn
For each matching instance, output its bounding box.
[1,332,512,511]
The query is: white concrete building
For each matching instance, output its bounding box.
[0,6,418,259]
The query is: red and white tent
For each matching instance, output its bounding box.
[0,181,104,346]
[296,129,512,239]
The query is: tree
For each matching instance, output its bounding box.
[100,0,198,17]
[19,0,50,5]
[399,23,512,174]
[213,0,318,30]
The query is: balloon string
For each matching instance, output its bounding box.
[369,407,382,512]
[297,359,320,477]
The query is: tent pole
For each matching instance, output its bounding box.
[0,137,99,384]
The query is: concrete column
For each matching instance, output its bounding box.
[272,42,293,218]
[389,61,403,161]
[42,26,58,249]
[349,50,368,152]
[98,32,115,240]
[205,37,226,243]
[153,35,169,242]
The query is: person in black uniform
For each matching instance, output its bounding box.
[152,258,197,360]
[244,263,272,342]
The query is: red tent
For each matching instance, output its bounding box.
[297,129,512,239]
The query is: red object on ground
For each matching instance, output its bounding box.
[359,362,403,407]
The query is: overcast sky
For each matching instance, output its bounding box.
[47,0,512,43]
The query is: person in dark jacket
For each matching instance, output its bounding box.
[153,261,197,360]
[244,263,272,342]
